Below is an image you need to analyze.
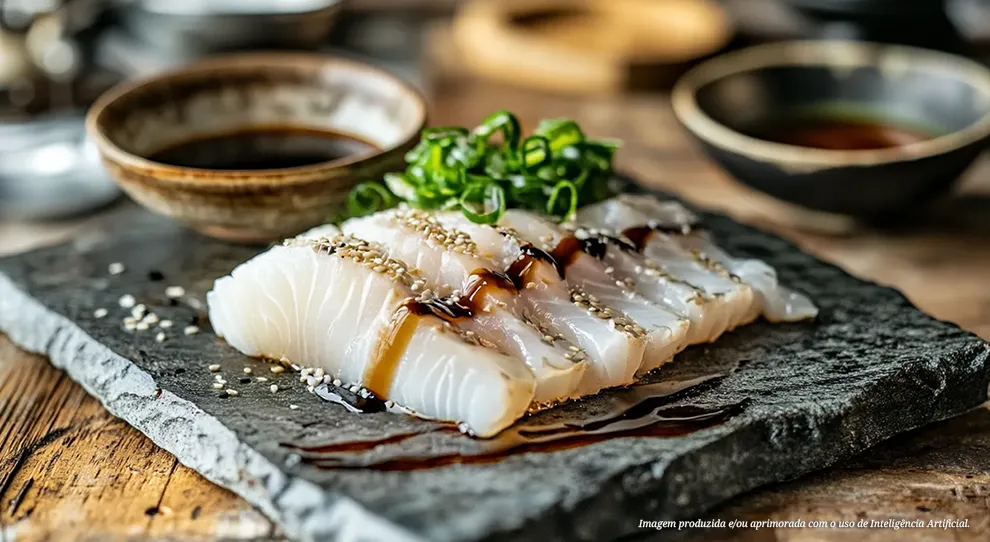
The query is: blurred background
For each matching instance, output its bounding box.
[4,0,990,255]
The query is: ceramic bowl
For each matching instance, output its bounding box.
[86,52,426,242]
[671,41,990,217]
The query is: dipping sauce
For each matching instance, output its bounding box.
[747,115,934,151]
[150,127,379,170]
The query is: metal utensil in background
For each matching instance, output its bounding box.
[115,0,344,54]
[0,114,120,219]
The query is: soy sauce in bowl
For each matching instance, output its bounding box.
[150,127,380,170]
[746,115,935,151]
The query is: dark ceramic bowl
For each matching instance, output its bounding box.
[671,41,990,217]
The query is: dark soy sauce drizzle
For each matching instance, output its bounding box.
[283,373,747,471]
[506,244,565,287]
[313,383,387,414]
[620,221,699,253]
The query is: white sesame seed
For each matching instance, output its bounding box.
[155,332,166,343]
[385,400,395,408]
[332,378,342,387]
[118,294,136,308]
[305,376,318,387]
[183,326,199,336]
[209,364,221,372]
[313,368,324,378]
[187,298,203,310]
[270,384,279,393]
[214,374,224,381]
[299,376,307,383]
[158,319,173,329]
[131,305,146,319]
[289,404,299,410]
[256,377,268,382]
[124,322,136,331]
[270,365,285,374]
[165,286,185,298]
[243,367,253,375]
[93,308,108,319]
[213,383,224,389]
[301,368,313,376]
[225,389,239,397]
[136,322,150,331]
[348,385,359,393]
[144,313,159,324]
[322,375,332,384]
[108,262,126,275]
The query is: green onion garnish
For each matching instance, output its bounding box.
[346,110,620,224]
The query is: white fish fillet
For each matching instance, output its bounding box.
[496,210,691,375]
[577,198,760,336]
[436,212,647,395]
[340,210,587,404]
[598,195,818,322]
[207,230,535,437]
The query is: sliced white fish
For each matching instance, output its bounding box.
[607,195,818,322]
[497,209,690,375]
[578,197,759,335]
[208,231,535,437]
[342,210,587,405]
[436,212,647,395]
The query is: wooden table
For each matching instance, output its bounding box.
[3,61,990,542]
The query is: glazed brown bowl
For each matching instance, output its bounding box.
[86,53,426,243]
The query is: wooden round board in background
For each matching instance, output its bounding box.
[452,0,734,94]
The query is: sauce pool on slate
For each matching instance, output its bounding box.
[286,373,748,471]
[746,115,934,151]
[150,127,379,170]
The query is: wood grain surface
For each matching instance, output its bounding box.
[2,30,990,542]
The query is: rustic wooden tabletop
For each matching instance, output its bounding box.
[3,36,990,542]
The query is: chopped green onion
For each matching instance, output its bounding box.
[345,110,618,224]
[546,180,578,221]
[347,182,396,217]
[459,182,506,224]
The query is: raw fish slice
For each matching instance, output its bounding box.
[577,198,759,334]
[612,195,818,322]
[341,211,586,404]
[497,210,691,374]
[437,213,647,395]
[208,232,535,437]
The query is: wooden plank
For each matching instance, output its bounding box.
[0,336,277,541]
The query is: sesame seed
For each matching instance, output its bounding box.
[301,367,313,376]
[214,374,224,381]
[256,377,268,382]
[93,308,108,319]
[165,286,185,298]
[183,326,199,336]
[187,298,203,310]
[144,313,159,324]
[299,376,307,383]
[289,404,299,410]
[225,389,239,397]
[270,384,279,393]
[313,368,324,378]
[209,364,221,372]
[332,378,342,386]
[108,262,126,275]
[124,322,136,331]
[213,383,224,389]
[243,367,253,375]
[270,365,285,374]
[155,332,166,343]
[385,400,395,408]
[136,322,150,331]
[118,294,136,308]
[348,385,359,393]
[159,320,173,329]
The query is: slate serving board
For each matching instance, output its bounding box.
[1,196,988,542]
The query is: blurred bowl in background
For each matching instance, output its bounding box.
[672,40,990,217]
[87,52,426,243]
[117,0,344,54]
[0,113,119,220]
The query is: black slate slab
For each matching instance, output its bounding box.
[1,199,988,542]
